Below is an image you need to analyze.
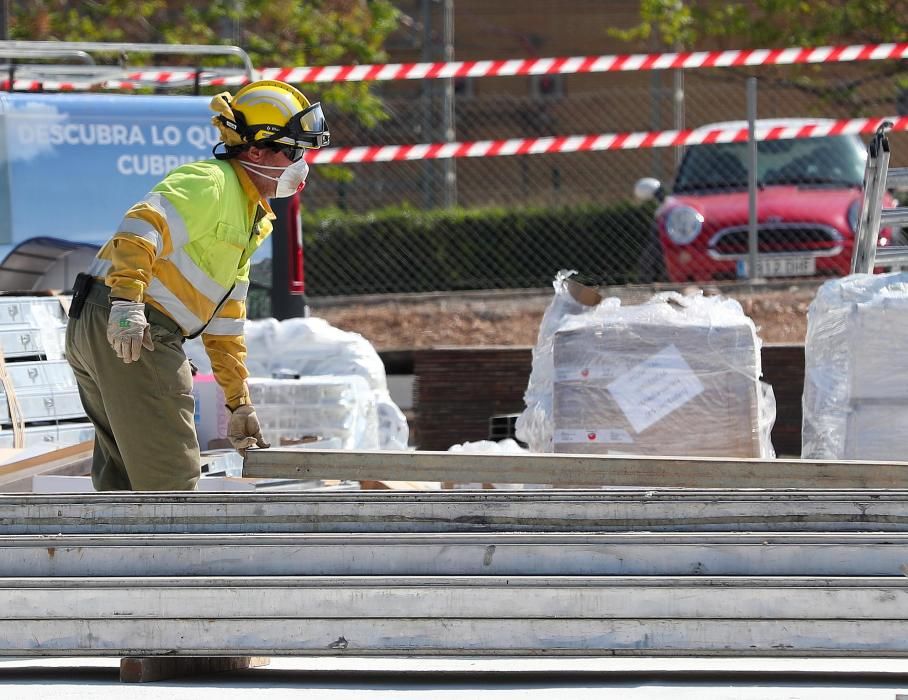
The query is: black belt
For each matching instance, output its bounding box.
[85,281,184,338]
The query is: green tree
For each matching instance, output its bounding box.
[9,0,399,129]
[614,0,908,115]
[615,0,906,49]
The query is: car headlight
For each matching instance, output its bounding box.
[847,199,863,234]
[664,206,704,245]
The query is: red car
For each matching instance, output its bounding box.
[634,119,900,283]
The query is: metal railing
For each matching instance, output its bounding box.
[0,40,255,92]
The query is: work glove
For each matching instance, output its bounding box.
[107,300,154,364]
[227,404,271,454]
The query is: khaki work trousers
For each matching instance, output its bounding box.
[64,285,200,491]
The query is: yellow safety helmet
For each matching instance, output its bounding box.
[210,79,330,159]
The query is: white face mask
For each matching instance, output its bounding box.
[240,158,310,198]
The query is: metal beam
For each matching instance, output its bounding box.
[880,207,908,227]
[243,448,908,489]
[888,167,908,190]
[4,576,908,620]
[3,532,908,576]
[5,490,908,534]
[5,617,908,656]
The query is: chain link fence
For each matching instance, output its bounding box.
[289,60,908,297]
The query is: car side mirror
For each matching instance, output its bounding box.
[634,177,664,203]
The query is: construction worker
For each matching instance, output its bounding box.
[64,80,330,491]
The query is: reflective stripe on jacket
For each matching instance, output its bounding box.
[88,159,275,408]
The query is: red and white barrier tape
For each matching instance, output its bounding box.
[260,42,908,84]
[2,41,906,91]
[306,116,908,164]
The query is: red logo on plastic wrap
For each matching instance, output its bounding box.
[587,432,597,441]
[580,368,589,378]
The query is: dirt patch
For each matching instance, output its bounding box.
[311,284,818,351]
[734,288,814,344]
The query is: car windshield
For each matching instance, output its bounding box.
[673,134,866,193]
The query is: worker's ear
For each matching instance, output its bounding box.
[245,145,268,163]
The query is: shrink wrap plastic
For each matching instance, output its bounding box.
[446,438,536,490]
[518,272,775,458]
[802,272,908,460]
[248,375,379,450]
[515,270,618,452]
[186,316,407,450]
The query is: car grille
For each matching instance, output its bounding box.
[708,224,843,258]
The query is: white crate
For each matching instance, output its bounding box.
[0,297,67,327]
[0,297,67,359]
[0,422,94,450]
[0,360,85,425]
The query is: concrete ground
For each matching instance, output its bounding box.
[2,657,908,699]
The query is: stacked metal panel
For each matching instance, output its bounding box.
[0,296,93,451]
[3,484,908,656]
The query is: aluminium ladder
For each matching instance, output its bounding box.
[851,121,908,273]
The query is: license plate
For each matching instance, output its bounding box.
[736,255,816,278]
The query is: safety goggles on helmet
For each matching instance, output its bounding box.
[268,103,330,150]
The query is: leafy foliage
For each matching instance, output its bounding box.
[614,0,907,49]
[613,1,908,115]
[9,0,400,128]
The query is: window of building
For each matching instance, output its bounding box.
[530,74,565,99]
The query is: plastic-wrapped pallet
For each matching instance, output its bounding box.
[802,272,908,460]
[248,375,379,450]
[186,316,408,450]
[519,275,774,457]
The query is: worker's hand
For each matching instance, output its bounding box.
[107,300,154,364]
[227,404,271,454]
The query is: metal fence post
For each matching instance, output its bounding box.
[747,77,760,280]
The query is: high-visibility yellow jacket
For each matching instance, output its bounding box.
[88,159,275,409]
